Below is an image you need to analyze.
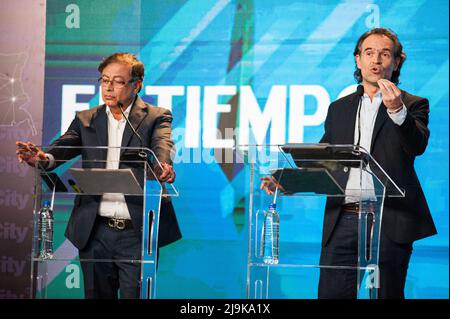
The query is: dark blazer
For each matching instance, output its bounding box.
[320,89,437,246]
[46,96,182,250]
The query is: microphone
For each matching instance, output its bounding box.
[350,84,365,158]
[355,85,364,148]
[117,100,147,160]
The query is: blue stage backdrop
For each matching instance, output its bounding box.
[42,0,448,298]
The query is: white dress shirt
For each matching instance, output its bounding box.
[344,91,407,203]
[98,104,132,219]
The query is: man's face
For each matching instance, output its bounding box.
[355,34,400,87]
[100,62,140,108]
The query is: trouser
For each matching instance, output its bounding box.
[318,210,413,299]
[78,217,142,299]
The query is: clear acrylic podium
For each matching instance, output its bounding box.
[30,146,177,299]
[241,144,404,299]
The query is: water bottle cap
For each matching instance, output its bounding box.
[43,200,51,207]
[269,203,276,210]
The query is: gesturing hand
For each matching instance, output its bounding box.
[16,141,49,168]
[260,176,285,195]
[377,79,404,112]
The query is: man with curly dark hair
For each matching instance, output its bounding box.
[318,28,437,299]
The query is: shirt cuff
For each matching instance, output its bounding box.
[387,104,407,126]
[45,153,56,169]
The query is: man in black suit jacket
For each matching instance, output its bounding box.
[317,28,436,298]
[16,53,181,298]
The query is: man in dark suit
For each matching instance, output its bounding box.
[317,28,437,298]
[16,52,181,298]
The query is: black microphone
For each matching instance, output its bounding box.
[355,85,364,148]
[349,84,365,160]
[117,100,147,160]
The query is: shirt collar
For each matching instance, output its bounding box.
[363,90,382,99]
[105,102,132,118]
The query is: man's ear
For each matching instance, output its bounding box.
[355,54,361,70]
[394,57,401,71]
[134,80,142,94]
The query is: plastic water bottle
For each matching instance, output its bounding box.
[262,203,279,264]
[38,200,54,259]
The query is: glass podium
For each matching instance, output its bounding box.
[30,146,177,299]
[240,144,404,299]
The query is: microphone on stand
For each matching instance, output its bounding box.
[117,100,147,160]
[352,85,365,157]
[355,85,365,147]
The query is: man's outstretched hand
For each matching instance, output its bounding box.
[16,141,48,168]
[260,175,285,195]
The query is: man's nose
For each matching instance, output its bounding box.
[105,82,114,91]
[373,53,382,63]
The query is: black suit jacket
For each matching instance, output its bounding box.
[46,96,182,250]
[320,89,437,246]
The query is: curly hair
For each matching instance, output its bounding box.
[353,28,406,85]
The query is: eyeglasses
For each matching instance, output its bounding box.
[98,77,137,89]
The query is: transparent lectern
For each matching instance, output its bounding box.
[241,144,404,299]
[31,146,177,299]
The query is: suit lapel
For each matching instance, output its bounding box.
[342,92,361,144]
[120,96,148,156]
[370,102,389,151]
[90,105,108,161]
